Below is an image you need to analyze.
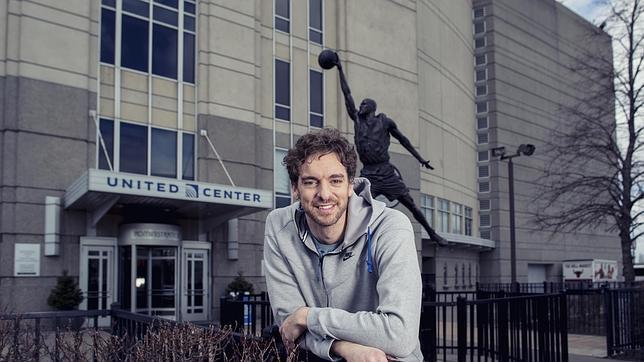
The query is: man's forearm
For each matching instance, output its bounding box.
[331,340,388,362]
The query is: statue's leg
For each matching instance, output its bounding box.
[398,194,448,246]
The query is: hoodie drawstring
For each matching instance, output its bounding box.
[366,227,373,273]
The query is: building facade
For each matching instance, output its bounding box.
[0,0,618,321]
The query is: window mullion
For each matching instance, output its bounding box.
[114,0,123,172]
[147,0,153,176]
[177,0,184,179]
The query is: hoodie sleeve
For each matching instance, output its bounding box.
[263,211,338,360]
[305,213,422,358]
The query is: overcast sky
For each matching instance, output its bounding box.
[558,0,610,23]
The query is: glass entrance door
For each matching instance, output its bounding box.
[182,249,208,321]
[135,247,177,319]
[80,243,115,327]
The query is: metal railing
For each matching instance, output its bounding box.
[421,292,568,362]
[219,292,273,336]
[605,287,644,359]
[0,309,109,361]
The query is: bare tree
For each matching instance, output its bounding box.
[538,0,644,282]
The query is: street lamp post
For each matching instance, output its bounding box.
[491,144,535,290]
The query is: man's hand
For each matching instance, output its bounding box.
[280,307,309,351]
[331,340,389,362]
[421,160,434,170]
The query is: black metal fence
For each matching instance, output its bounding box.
[0,309,109,360]
[420,292,568,362]
[605,287,644,359]
[219,292,273,336]
[478,281,644,359]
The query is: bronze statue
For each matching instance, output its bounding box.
[319,50,447,246]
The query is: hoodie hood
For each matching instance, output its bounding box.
[293,177,387,250]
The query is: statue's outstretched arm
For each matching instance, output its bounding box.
[389,120,434,170]
[337,64,357,123]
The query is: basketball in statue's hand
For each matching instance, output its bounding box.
[318,50,339,69]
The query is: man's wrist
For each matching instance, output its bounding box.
[296,307,310,328]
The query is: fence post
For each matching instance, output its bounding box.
[498,297,509,361]
[603,287,614,357]
[457,297,467,362]
[559,293,569,362]
[420,287,436,361]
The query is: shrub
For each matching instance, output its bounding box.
[47,270,84,310]
[225,273,254,297]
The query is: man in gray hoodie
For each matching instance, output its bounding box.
[264,128,423,361]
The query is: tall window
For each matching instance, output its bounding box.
[464,207,473,236]
[274,149,291,208]
[420,194,435,228]
[275,0,290,33]
[451,203,463,234]
[309,0,323,44]
[438,199,450,233]
[100,0,196,83]
[98,118,195,179]
[310,70,323,128]
[275,59,291,121]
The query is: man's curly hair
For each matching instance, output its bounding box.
[283,128,357,185]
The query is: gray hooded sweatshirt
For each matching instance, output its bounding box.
[263,178,423,361]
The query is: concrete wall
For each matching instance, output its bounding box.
[475,0,620,282]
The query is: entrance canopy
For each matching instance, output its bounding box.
[64,169,273,222]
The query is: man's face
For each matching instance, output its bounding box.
[358,99,375,116]
[292,152,353,235]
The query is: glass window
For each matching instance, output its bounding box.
[477,132,488,144]
[184,1,195,14]
[123,0,149,17]
[478,150,489,162]
[474,22,485,34]
[476,102,488,113]
[98,118,114,170]
[151,128,177,178]
[475,69,487,82]
[477,116,488,129]
[452,203,463,234]
[480,213,490,227]
[474,7,485,18]
[101,8,116,64]
[438,198,450,233]
[275,148,291,208]
[275,59,290,121]
[475,36,486,48]
[475,54,486,66]
[310,69,323,128]
[480,229,490,239]
[476,85,487,96]
[121,15,149,72]
[152,24,178,79]
[478,164,489,178]
[184,14,195,31]
[182,133,195,180]
[275,0,290,33]
[103,0,116,7]
[120,122,148,175]
[420,194,434,228]
[183,32,195,83]
[309,0,323,44]
[479,181,490,192]
[465,207,473,236]
[480,199,490,210]
[156,0,178,9]
[154,5,178,26]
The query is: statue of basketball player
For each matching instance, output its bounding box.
[319,50,447,246]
